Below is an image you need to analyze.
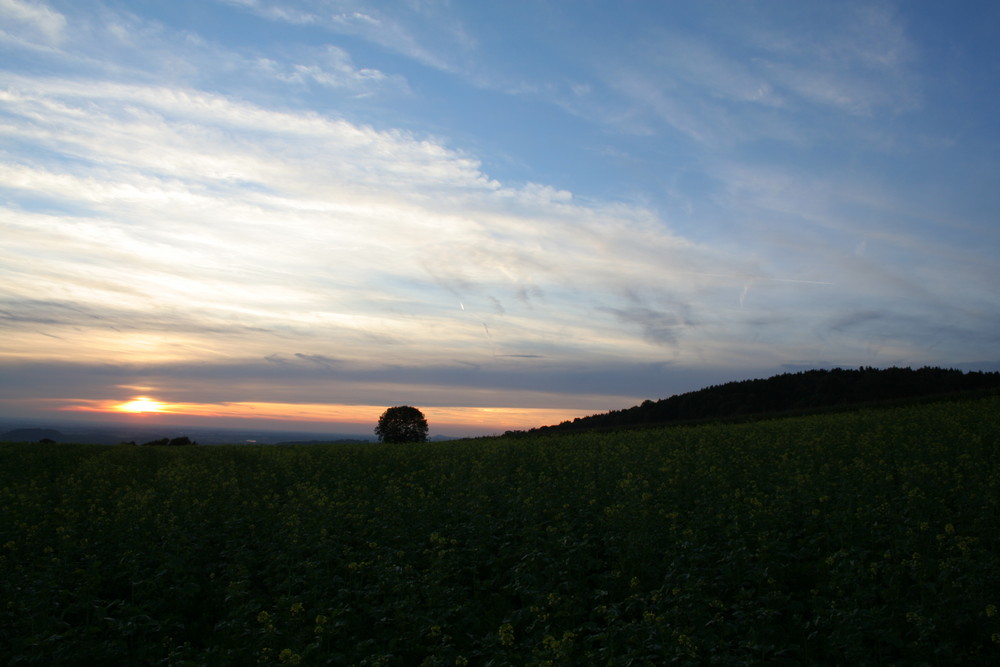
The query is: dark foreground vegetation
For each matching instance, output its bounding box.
[517,366,1000,436]
[2,396,999,664]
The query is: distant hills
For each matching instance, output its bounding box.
[0,422,376,446]
[0,421,457,445]
[513,366,1000,436]
[1,428,63,442]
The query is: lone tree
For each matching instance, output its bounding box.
[375,405,429,443]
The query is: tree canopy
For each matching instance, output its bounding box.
[375,406,429,443]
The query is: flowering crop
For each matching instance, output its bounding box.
[1,396,999,664]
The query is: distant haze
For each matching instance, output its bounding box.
[0,417,379,446]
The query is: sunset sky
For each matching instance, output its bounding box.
[2,1,998,436]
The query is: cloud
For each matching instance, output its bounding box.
[536,1,919,150]
[605,306,686,347]
[0,0,66,46]
[253,44,408,96]
[293,353,342,371]
[1,66,748,378]
[738,3,918,113]
[217,0,474,73]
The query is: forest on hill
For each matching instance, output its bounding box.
[515,366,1000,436]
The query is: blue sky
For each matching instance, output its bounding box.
[2,0,998,436]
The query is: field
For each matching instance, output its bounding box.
[2,397,999,665]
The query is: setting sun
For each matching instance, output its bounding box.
[116,397,166,414]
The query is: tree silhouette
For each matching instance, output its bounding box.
[375,406,429,443]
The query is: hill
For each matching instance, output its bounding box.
[0,428,64,442]
[516,366,1000,435]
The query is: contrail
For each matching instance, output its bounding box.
[482,322,498,360]
[737,274,832,308]
[764,278,835,286]
[689,271,835,286]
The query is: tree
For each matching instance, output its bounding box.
[375,406,429,443]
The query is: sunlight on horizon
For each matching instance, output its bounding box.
[114,397,168,414]
[61,399,586,434]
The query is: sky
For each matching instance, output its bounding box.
[2,0,999,437]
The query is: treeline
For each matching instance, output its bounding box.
[511,366,1000,436]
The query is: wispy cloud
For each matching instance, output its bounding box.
[217,0,475,73]
[578,3,919,149]
[0,0,66,46]
[254,44,403,94]
[0,65,743,374]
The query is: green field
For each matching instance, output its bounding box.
[3,397,999,665]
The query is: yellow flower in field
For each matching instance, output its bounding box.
[257,611,270,624]
[290,602,304,616]
[677,633,697,656]
[498,622,515,646]
[455,657,468,666]
[986,604,997,618]
[315,614,328,625]
[278,648,301,664]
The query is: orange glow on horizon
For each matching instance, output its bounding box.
[58,399,587,432]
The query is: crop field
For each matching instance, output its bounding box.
[2,397,999,665]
